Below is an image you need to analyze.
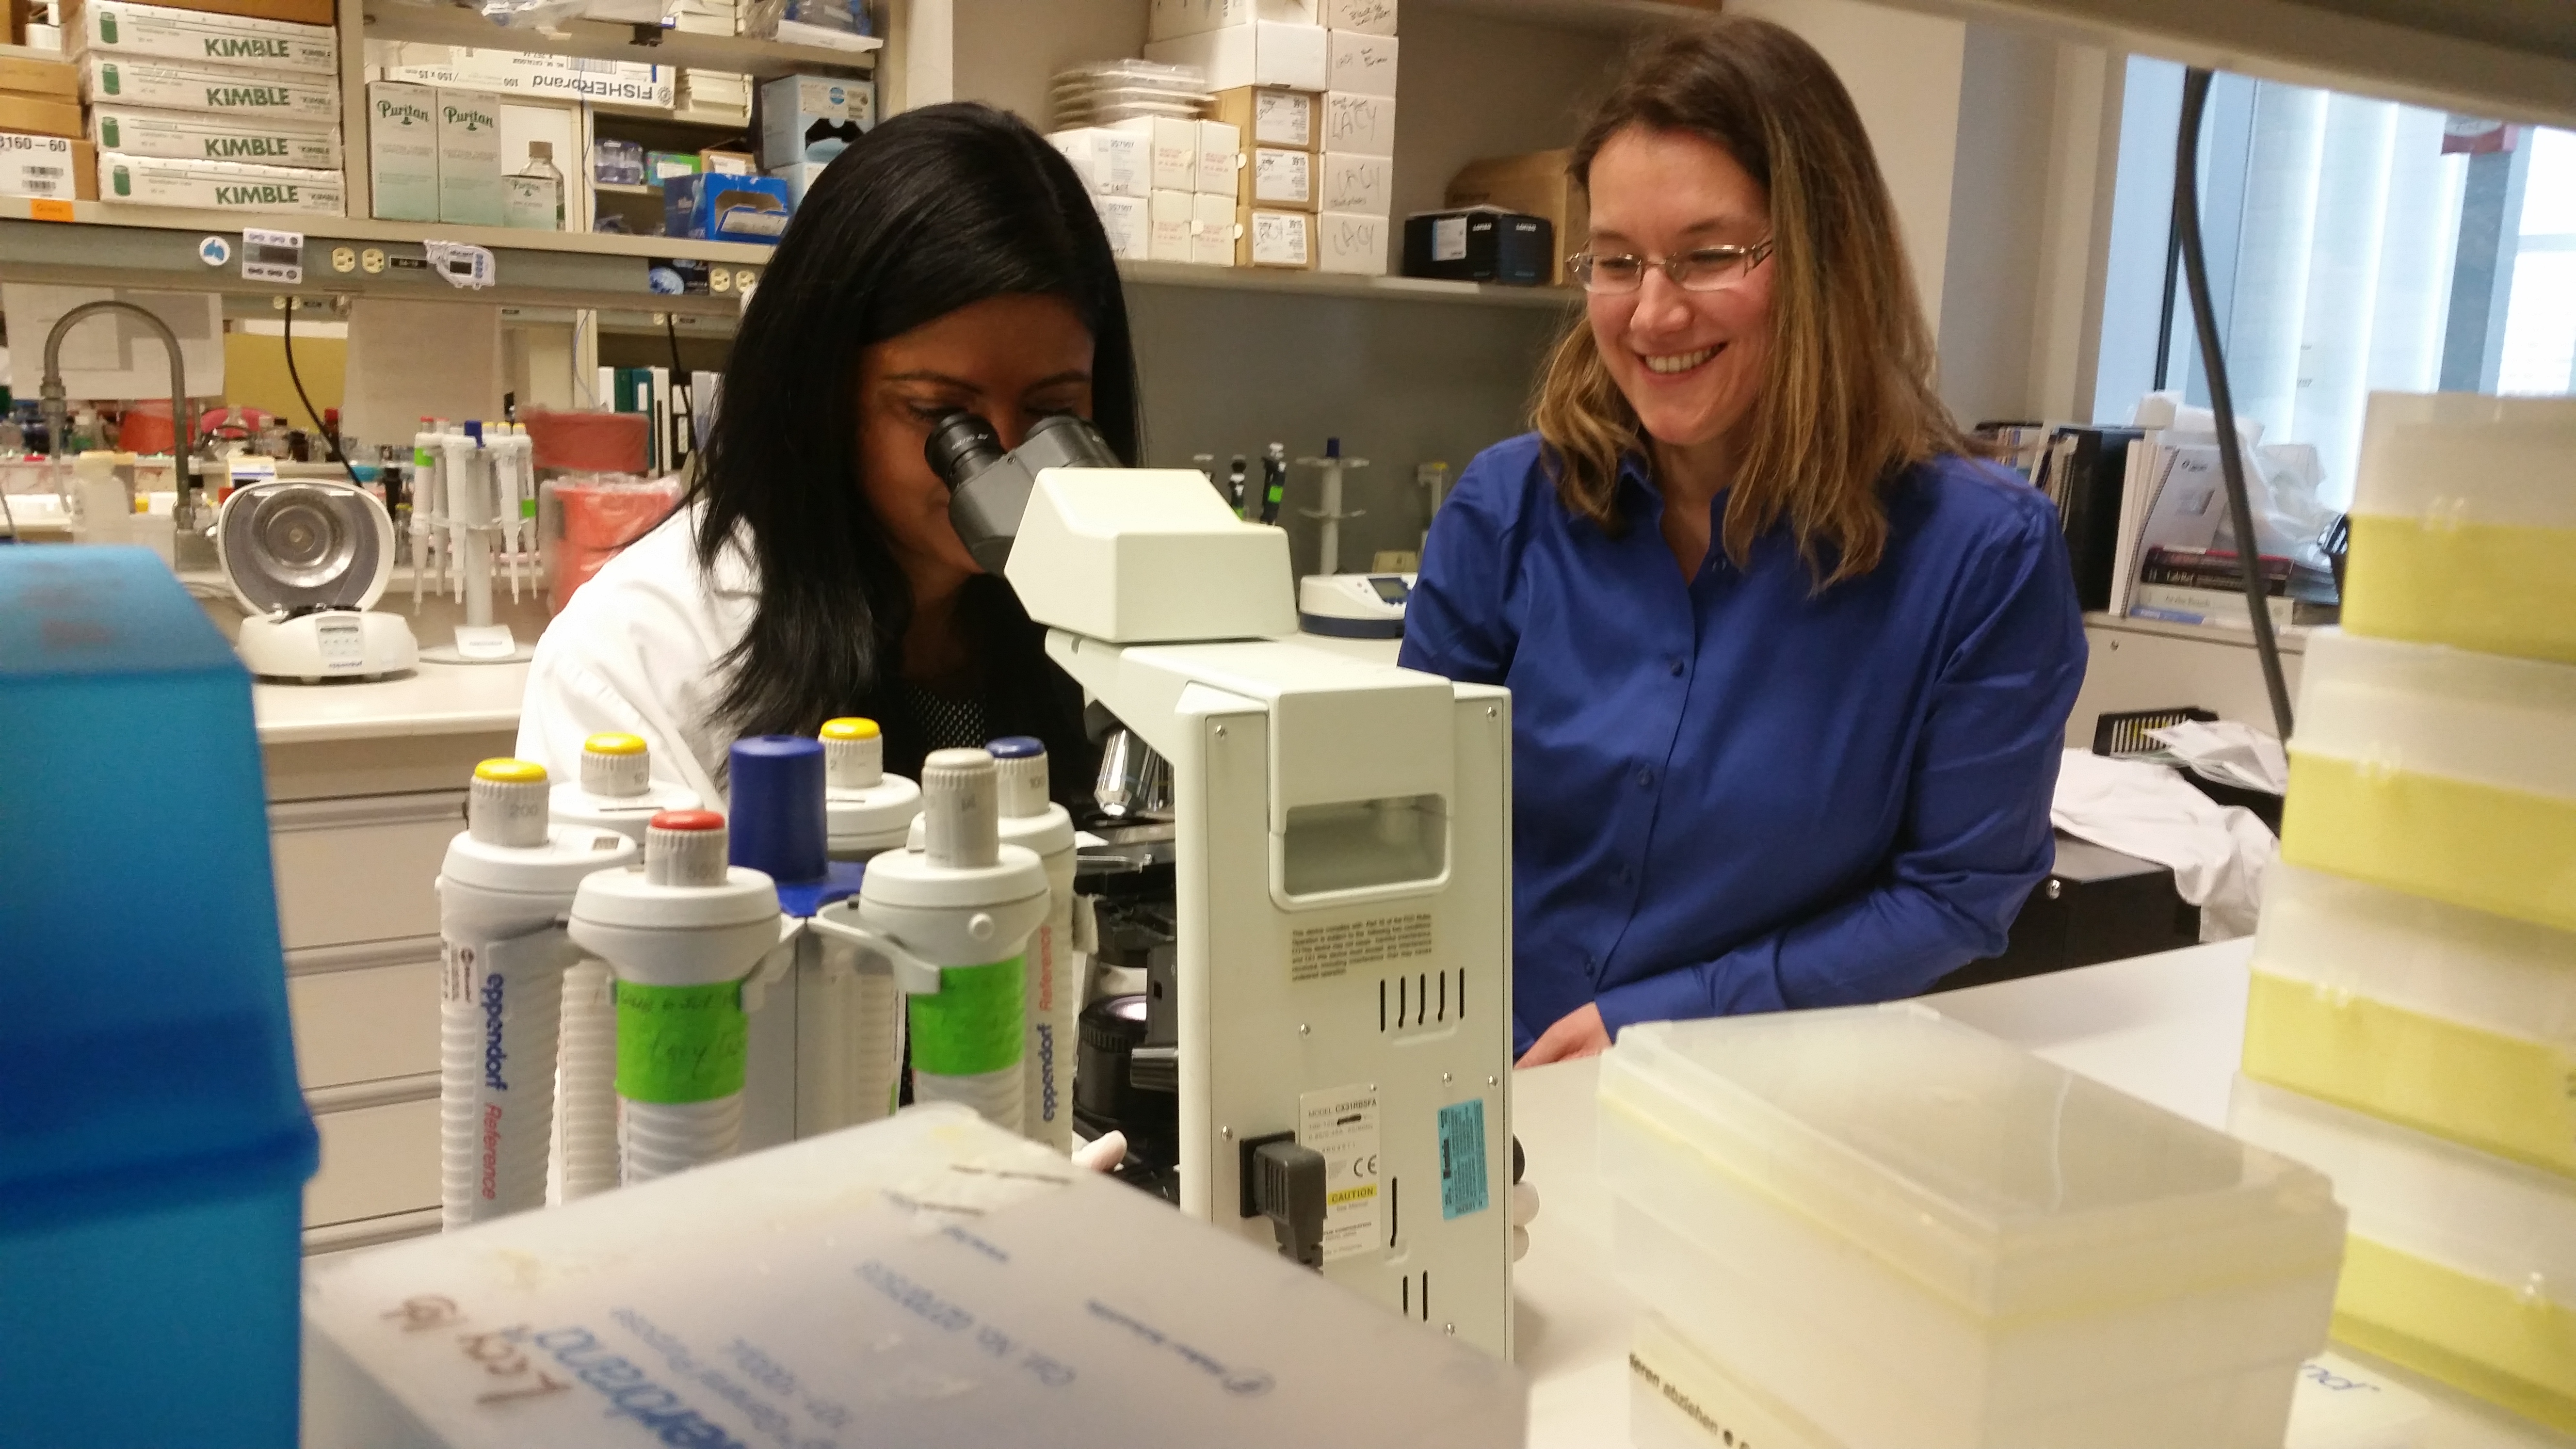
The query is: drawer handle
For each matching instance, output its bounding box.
[306,1072,439,1115]
[270,792,467,834]
[286,936,445,979]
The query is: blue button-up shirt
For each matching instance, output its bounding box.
[1400,435,2086,1055]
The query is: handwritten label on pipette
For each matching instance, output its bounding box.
[614,979,747,1103]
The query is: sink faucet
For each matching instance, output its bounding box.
[40,300,202,533]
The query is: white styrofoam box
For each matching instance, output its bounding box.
[1109,114,1198,192]
[1314,210,1385,274]
[1193,117,1240,193]
[72,0,336,74]
[365,80,436,222]
[93,104,337,167]
[1148,187,1194,262]
[758,73,867,170]
[1321,90,1394,156]
[97,150,343,214]
[1050,125,1147,199]
[2283,628,2576,935]
[1325,29,1396,96]
[1601,1005,2346,1449]
[80,53,336,119]
[2245,861,2576,1180]
[767,159,826,207]
[1244,144,1311,207]
[2284,1353,2432,1449]
[1190,189,1235,265]
[303,1106,1528,1447]
[2229,1076,2576,1429]
[1145,20,1328,93]
[0,133,82,199]
[1317,150,1388,214]
[1094,192,1150,259]
[1324,0,1395,34]
[1239,206,1310,267]
[383,43,673,109]
[2341,391,2576,666]
[1147,0,1316,42]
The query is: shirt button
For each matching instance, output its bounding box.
[1636,767,1655,789]
[1668,658,1685,676]
[1615,864,1632,884]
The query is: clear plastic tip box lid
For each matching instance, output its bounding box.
[303,1104,1525,1449]
[1601,1003,2346,1320]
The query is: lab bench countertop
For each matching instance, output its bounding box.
[1509,938,2575,1449]
[252,660,530,745]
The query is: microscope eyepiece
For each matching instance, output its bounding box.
[924,410,1005,491]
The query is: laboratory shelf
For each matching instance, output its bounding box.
[0,199,769,313]
[359,0,878,80]
[1117,258,1580,310]
[1409,0,1722,32]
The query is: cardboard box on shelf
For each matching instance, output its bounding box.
[1144,20,1326,93]
[665,170,789,242]
[1208,83,1311,150]
[96,102,337,167]
[65,0,335,74]
[1192,116,1239,192]
[365,79,435,220]
[1146,0,1313,43]
[79,53,336,118]
[1323,0,1394,34]
[1237,205,1309,268]
[0,131,97,198]
[1191,189,1234,265]
[1315,209,1385,275]
[1147,186,1192,262]
[1317,149,1387,214]
[757,72,865,170]
[0,53,80,99]
[1320,90,1391,156]
[1049,125,1146,199]
[698,147,753,175]
[1446,147,1583,285]
[1108,113,1198,193]
[1325,29,1395,97]
[435,86,503,226]
[1236,143,1313,210]
[107,0,333,26]
[97,149,343,213]
[385,43,672,109]
[0,89,81,137]
[1094,192,1149,260]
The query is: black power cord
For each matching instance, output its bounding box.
[281,299,367,493]
[2173,67,2296,742]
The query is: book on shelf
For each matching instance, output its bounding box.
[1973,419,2139,614]
[2127,582,2338,631]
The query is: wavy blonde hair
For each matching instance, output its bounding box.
[1534,16,1970,585]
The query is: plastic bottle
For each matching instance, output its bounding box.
[813,748,1048,1132]
[816,717,921,1127]
[989,738,1078,1149]
[435,759,640,1229]
[569,809,781,1183]
[503,141,565,231]
[547,733,699,1202]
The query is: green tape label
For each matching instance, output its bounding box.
[908,957,1025,1077]
[614,979,746,1104]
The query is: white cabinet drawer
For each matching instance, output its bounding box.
[271,793,461,950]
[288,940,443,1091]
[306,1088,441,1229]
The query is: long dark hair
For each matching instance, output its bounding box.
[692,102,1140,798]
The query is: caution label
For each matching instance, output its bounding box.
[1288,912,1433,985]
[1298,1084,1382,1263]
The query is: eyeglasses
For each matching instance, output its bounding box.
[1569,238,1774,294]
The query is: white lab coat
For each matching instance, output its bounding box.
[515,500,755,806]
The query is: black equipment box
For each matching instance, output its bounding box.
[1402,208,1554,286]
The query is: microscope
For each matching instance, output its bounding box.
[925,414,1515,1356]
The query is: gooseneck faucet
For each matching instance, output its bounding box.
[40,300,201,531]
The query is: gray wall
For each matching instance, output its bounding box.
[1935,23,2058,426]
[1125,284,1575,576]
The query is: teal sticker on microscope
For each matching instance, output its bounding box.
[1438,1098,1490,1220]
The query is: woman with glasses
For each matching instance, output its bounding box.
[1401,17,2086,1065]
[516,103,1129,806]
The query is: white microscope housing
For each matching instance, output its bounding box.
[1003,463,1515,1356]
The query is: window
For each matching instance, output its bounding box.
[2093,59,2576,508]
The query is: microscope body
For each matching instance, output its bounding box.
[1005,465,1515,1358]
